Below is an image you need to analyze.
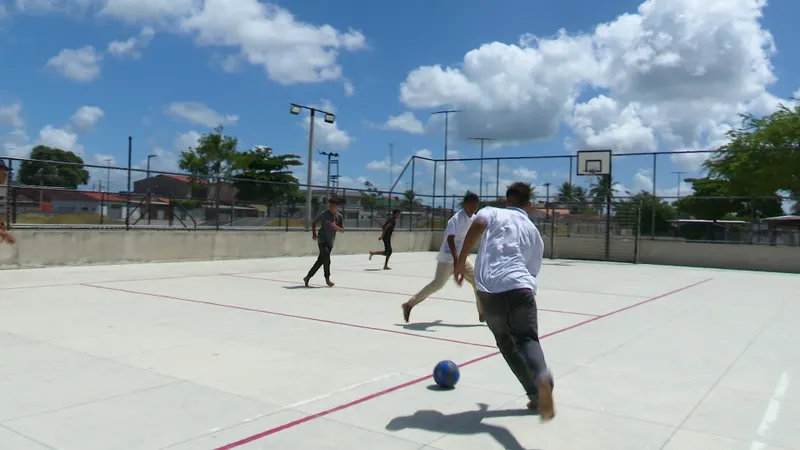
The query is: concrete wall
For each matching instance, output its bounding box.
[0,230,437,269]
[2,229,798,273]
[429,231,800,273]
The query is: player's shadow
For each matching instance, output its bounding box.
[385,403,538,450]
[283,285,320,290]
[396,320,486,332]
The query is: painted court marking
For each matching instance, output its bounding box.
[226,274,600,318]
[750,371,790,450]
[212,277,713,450]
[82,284,498,350]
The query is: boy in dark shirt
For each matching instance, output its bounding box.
[304,198,344,287]
[369,209,400,270]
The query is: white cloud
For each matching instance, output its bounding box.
[398,0,780,171]
[46,46,103,82]
[97,0,197,22]
[0,4,8,19]
[36,125,84,154]
[166,102,239,128]
[174,130,202,152]
[107,26,155,59]
[298,99,352,150]
[343,81,355,97]
[0,102,25,129]
[631,168,694,198]
[71,106,104,131]
[179,0,367,85]
[381,111,425,134]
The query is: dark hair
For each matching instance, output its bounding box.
[392,209,401,215]
[328,197,340,205]
[506,182,532,207]
[462,191,479,204]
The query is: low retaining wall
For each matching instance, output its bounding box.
[0,230,438,269]
[429,231,800,273]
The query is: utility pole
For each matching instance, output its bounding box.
[389,143,394,191]
[104,158,113,193]
[431,109,459,207]
[319,151,339,200]
[468,137,492,198]
[671,171,686,198]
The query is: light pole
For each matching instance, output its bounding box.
[104,158,113,193]
[544,182,551,218]
[431,109,459,208]
[290,103,335,230]
[318,151,339,200]
[146,154,157,179]
[468,137,492,198]
[671,171,686,198]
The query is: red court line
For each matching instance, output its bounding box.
[0,258,432,293]
[337,267,649,299]
[82,284,497,350]
[226,274,600,318]
[213,277,713,450]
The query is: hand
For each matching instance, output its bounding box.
[312,234,317,241]
[378,236,382,241]
[453,260,465,285]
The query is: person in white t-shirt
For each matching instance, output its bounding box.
[454,182,555,422]
[402,192,483,323]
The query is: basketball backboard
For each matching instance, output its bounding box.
[576,150,611,176]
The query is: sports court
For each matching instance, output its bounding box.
[0,251,798,449]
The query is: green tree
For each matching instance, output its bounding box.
[178,125,239,185]
[403,189,423,210]
[233,145,302,212]
[555,181,589,213]
[675,178,784,220]
[361,180,380,210]
[18,146,90,189]
[704,104,800,200]
[617,191,678,235]
[589,176,619,212]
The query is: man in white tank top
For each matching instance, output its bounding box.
[454,182,555,421]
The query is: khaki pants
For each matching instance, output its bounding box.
[408,259,483,316]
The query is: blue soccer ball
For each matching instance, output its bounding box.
[433,360,460,389]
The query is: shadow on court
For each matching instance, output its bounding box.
[385,403,539,450]
[282,285,321,290]
[396,320,486,332]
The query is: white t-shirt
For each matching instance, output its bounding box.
[437,209,474,263]
[473,206,544,294]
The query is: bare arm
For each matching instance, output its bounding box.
[457,219,486,268]
[447,235,458,263]
[311,222,317,239]
[0,230,16,244]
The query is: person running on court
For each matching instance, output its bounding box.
[369,209,400,270]
[402,191,484,323]
[303,198,344,287]
[454,182,555,421]
[0,222,15,245]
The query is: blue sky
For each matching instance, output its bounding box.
[1,0,798,205]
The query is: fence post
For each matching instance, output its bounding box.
[634,201,642,263]
[5,159,13,229]
[651,153,656,239]
[550,210,556,260]
[431,161,437,232]
[126,136,132,231]
[410,158,415,231]
[604,177,612,261]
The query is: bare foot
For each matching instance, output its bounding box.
[303,276,310,287]
[383,266,391,270]
[369,252,374,260]
[402,302,413,322]
[326,279,335,287]
[536,378,555,422]
[478,313,486,323]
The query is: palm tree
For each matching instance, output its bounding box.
[556,182,589,212]
[589,175,619,212]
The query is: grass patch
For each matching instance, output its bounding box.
[12,213,123,225]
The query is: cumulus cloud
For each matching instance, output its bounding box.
[46,46,103,82]
[107,26,155,59]
[297,99,352,150]
[380,111,425,134]
[71,106,104,131]
[398,0,781,170]
[165,102,239,128]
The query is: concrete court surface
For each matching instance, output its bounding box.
[0,252,798,450]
